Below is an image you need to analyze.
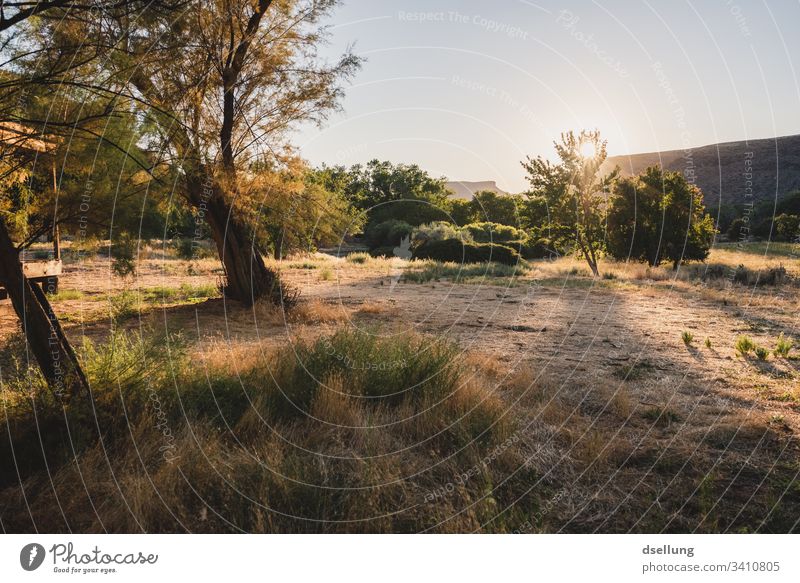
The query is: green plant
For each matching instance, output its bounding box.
[404,260,527,284]
[774,333,794,358]
[735,335,756,356]
[345,252,371,265]
[319,266,333,281]
[412,239,521,266]
[681,331,694,346]
[755,346,769,361]
[704,337,712,349]
[643,407,681,427]
[413,221,467,244]
[111,234,137,278]
[462,222,525,244]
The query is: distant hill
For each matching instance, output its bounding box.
[602,134,800,208]
[446,180,509,201]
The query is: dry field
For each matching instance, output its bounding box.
[1,242,799,532]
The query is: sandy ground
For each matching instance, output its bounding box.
[2,249,799,531]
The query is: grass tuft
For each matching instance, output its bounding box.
[735,335,756,357]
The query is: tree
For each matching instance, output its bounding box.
[28,0,358,305]
[521,130,617,276]
[470,191,520,226]
[255,158,362,258]
[607,166,716,268]
[321,160,453,232]
[0,154,89,398]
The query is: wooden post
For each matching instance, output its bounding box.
[0,217,87,399]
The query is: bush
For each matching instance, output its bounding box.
[463,222,526,244]
[755,346,770,361]
[345,252,371,264]
[734,264,788,286]
[0,328,530,533]
[412,238,521,266]
[735,335,756,357]
[509,238,552,260]
[412,221,467,244]
[774,333,794,358]
[364,219,414,249]
[111,234,137,278]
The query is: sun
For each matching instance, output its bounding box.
[580,141,597,159]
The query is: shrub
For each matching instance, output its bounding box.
[735,335,756,356]
[0,327,532,533]
[364,219,414,249]
[404,260,527,284]
[412,239,521,266]
[413,221,467,244]
[705,337,712,349]
[755,346,769,361]
[774,333,794,358]
[681,331,693,346]
[463,222,526,244]
[345,252,371,264]
[509,238,552,260]
[734,264,788,286]
[111,235,137,278]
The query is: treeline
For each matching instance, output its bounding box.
[314,131,722,275]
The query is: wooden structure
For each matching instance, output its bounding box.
[0,122,62,299]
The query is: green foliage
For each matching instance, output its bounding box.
[470,191,521,225]
[643,407,681,427]
[607,166,716,268]
[512,237,552,260]
[705,337,712,349]
[249,160,363,258]
[735,335,756,356]
[773,214,800,242]
[726,217,748,241]
[412,239,521,266]
[175,238,216,260]
[448,198,476,226]
[521,130,618,276]
[413,221,467,244]
[319,160,452,228]
[404,260,526,284]
[463,222,526,243]
[365,219,414,249]
[774,333,794,358]
[681,331,694,346]
[110,234,137,278]
[755,346,770,361]
[345,252,371,264]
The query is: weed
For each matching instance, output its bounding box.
[345,252,371,265]
[735,335,756,357]
[774,333,794,358]
[755,346,770,361]
[681,331,694,346]
[319,266,334,281]
[704,337,712,349]
[642,407,681,427]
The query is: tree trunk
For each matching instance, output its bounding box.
[0,218,88,399]
[186,174,282,307]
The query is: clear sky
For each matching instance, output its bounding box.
[294,0,800,193]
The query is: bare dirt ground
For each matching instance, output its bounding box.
[2,245,799,531]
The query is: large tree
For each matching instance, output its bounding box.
[607,166,716,268]
[22,0,358,305]
[522,130,618,276]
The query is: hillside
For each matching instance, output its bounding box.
[446,180,509,200]
[603,134,800,208]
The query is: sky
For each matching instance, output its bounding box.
[294,0,800,193]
